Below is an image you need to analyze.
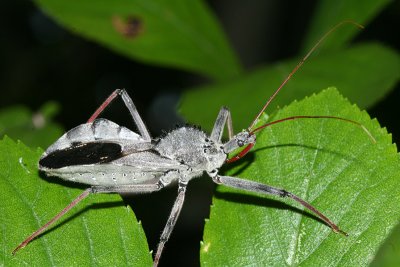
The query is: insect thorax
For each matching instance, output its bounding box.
[155,126,226,173]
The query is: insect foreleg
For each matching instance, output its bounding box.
[88,89,151,141]
[153,183,187,267]
[210,107,233,142]
[210,174,348,236]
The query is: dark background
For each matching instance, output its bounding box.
[1,1,399,266]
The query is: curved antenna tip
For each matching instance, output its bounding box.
[361,124,376,143]
[335,228,349,237]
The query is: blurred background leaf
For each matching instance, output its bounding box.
[302,0,392,52]
[181,43,400,131]
[0,102,63,148]
[35,0,242,81]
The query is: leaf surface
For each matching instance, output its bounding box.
[370,222,400,267]
[201,88,400,266]
[0,137,152,266]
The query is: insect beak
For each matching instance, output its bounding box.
[224,131,256,163]
[226,142,255,163]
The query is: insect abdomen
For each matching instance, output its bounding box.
[41,164,163,186]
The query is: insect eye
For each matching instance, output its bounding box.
[237,140,244,147]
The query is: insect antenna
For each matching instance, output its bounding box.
[248,20,364,131]
[251,115,376,141]
[227,20,366,164]
[226,115,375,164]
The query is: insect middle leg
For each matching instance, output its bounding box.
[153,182,187,267]
[97,180,190,267]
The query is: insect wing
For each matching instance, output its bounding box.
[43,118,145,156]
[39,141,122,169]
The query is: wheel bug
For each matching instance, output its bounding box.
[13,21,375,266]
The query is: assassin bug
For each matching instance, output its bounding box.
[13,21,374,266]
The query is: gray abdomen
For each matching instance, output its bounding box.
[43,164,163,186]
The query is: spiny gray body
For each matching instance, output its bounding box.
[19,89,346,267]
[18,23,366,264]
[39,118,227,186]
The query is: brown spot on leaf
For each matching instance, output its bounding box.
[112,15,144,38]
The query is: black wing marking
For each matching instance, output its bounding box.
[39,142,123,169]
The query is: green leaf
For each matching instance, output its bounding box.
[181,43,400,131]
[0,137,152,266]
[0,103,64,148]
[201,88,400,266]
[370,222,400,267]
[35,0,242,80]
[301,0,392,52]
